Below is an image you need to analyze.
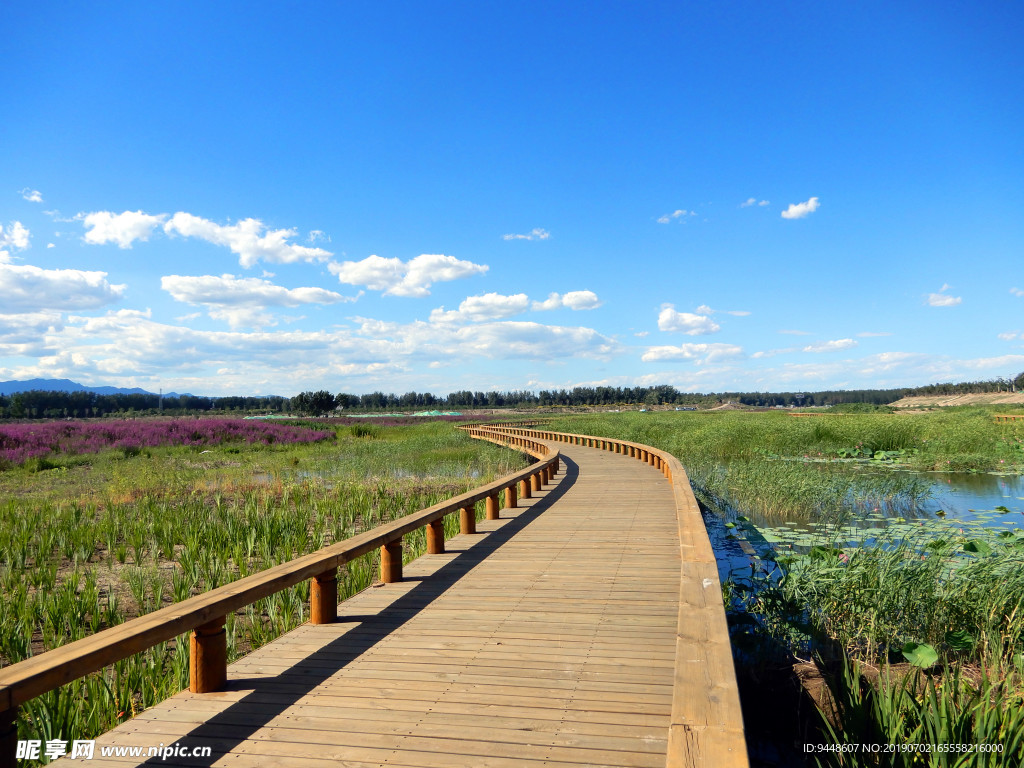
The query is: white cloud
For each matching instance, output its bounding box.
[1011,288,1024,297]
[20,188,43,203]
[695,304,750,317]
[997,332,1020,341]
[803,338,858,353]
[78,209,334,266]
[33,309,618,388]
[657,304,720,335]
[351,314,619,362]
[82,210,166,248]
[164,213,331,268]
[642,343,743,364]
[0,263,127,312]
[0,221,31,262]
[502,228,550,241]
[430,292,531,324]
[161,274,358,329]
[0,311,64,356]
[308,230,330,244]
[161,274,354,308]
[205,307,278,329]
[562,290,602,310]
[531,290,602,311]
[740,198,769,208]
[751,347,796,359]
[927,292,962,307]
[450,321,617,361]
[656,209,694,224]
[329,253,488,297]
[780,196,820,220]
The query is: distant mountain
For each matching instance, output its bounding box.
[0,378,193,398]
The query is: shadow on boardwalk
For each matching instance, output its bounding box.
[134,457,580,766]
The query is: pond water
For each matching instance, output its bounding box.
[705,471,1024,765]
[705,471,1024,588]
[924,471,1024,522]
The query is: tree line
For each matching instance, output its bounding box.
[2,372,1021,419]
[0,391,290,420]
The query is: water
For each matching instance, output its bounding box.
[706,472,1024,766]
[705,471,1024,598]
[923,471,1024,523]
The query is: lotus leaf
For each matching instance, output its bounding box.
[902,641,939,668]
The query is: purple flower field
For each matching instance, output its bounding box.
[0,418,333,467]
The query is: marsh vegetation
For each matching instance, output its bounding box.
[0,418,525,755]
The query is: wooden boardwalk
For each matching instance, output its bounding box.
[53,437,746,767]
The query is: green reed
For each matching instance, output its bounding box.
[813,656,1024,767]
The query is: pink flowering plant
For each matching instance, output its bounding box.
[0,418,332,468]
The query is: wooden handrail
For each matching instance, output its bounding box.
[462,423,748,768]
[0,431,559,755]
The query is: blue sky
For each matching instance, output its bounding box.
[2,1,1022,397]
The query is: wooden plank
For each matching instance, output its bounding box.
[54,434,746,768]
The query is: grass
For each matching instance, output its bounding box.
[0,418,526,760]
[547,411,952,523]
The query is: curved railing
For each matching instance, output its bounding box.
[0,433,560,766]
[462,423,748,768]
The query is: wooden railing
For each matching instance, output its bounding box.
[994,414,1024,422]
[0,433,560,768]
[462,424,749,768]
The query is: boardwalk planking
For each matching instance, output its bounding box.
[56,439,743,767]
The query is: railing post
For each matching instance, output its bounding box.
[531,472,542,492]
[190,616,227,693]
[505,484,518,509]
[1,706,17,768]
[380,539,403,583]
[311,568,338,624]
[460,503,477,535]
[486,492,500,520]
[519,477,531,499]
[427,518,445,554]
